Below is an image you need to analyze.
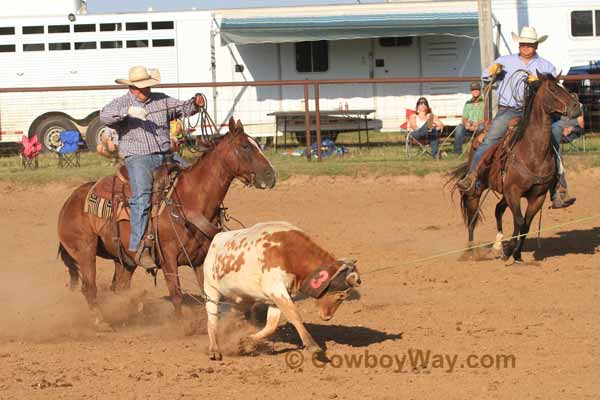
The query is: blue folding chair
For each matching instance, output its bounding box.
[57,130,82,167]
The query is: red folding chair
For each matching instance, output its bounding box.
[21,135,42,169]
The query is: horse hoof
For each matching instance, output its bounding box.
[209,351,222,361]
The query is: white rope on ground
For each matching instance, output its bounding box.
[363,212,600,275]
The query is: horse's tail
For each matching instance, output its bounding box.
[58,243,80,290]
[445,162,476,227]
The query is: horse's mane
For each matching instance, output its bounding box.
[508,73,554,147]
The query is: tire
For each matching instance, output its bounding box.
[36,116,78,153]
[85,117,109,152]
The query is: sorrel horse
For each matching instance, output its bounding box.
[449,73,579,263]
[57,118,276,328]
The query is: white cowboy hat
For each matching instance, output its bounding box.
[115,66,160,88]
[511,26,547,44]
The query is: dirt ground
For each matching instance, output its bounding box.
[1,170,599,399]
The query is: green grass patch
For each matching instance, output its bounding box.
[1,134,599,185]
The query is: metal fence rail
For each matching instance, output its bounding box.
[1,74,599,161]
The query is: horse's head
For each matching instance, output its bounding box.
[533,71,580,119]
[218,117,277,189]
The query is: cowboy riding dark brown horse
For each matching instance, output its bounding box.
[57,118,276,329]
[449,73,580,263]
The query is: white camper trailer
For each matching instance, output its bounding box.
[0,7,213,151]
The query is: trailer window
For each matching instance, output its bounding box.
[571,10,593,36]
[100,23,122,32]
[49,42,71,51]
[48,25,70,33]
[75,41,97,50]
[379,37,413,47]
[295,41,328,73]
[127,39,149,48]
[23,26,44,34]
[101,40,123,49]
[152,21,174,30]
[152,39,175,47]
[0,44,16,52]
[126,22,148,31]
[0,27,15,35]
[23,43,44,52]
[74,24,96,33]
[596,10,600,36]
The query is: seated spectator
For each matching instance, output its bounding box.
[96,127,119,159]
[552,94,585,146]
[454,82,485,154]
[407,96,444,158]
[549,94,584,204]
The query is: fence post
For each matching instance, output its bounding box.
[304,83,312,161]
[314,82,322,162]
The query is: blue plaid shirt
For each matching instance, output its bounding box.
[482,53,556,109]
[100,91,198,158]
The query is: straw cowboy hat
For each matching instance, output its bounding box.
[115,66,160,88]
[511,26,547,44]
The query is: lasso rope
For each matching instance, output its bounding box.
[362,212,600,275]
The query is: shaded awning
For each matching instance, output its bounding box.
[220,12,479,45]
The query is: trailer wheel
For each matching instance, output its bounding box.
[36,116,78,153]
[85,117,109,152]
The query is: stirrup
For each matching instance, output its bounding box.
[457,174,477,193]
[135,245,157,269]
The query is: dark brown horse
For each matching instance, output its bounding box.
[449,73,579,263]
[57,118,276,328]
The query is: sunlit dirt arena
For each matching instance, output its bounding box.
[1,170,599,399]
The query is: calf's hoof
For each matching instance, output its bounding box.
[209,351,223,361]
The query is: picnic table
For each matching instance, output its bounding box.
[267,109,376,148]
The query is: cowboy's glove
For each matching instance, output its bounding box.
[127,106,148,121]
[527,74,539,83]
[488,63,503,76]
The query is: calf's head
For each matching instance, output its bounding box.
[300,260,362,321]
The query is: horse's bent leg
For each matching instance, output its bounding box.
[493,197,508,251]
[503,193,524,262]
[161,261,183,318]
[111,260,136,292]
[513,194,546,262]
[465,194,480,243]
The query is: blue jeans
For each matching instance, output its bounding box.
[124,154,166,251]
[469,107,522,172]
[410,125,439,157]
[454,123,484,154]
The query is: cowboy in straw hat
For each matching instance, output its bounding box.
[457,27,576,209]
[100,66,206,268]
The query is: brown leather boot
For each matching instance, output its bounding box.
[457,172,477,193]
[551,191,576,209]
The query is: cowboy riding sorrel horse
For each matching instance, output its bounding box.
[449,72,580,263]
[57,118,276,329]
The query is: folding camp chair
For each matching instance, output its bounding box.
[401,109,435,158]
[20,135,42,169]
[57,130,82,168]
